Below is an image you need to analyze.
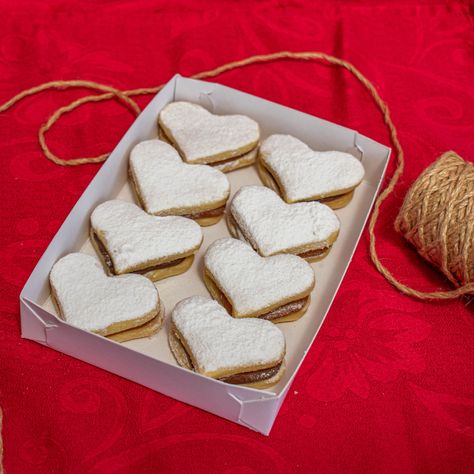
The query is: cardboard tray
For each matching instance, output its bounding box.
[20,75,391,435]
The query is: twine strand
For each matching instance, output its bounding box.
[1,51,472,299]
[0,80,141,166]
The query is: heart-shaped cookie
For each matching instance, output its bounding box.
[129,140,230,225]
[204,238,314,321]
[228,186,340,261]
[90,200,202,281]
[258,134,365,208]
[169,296,285,387]
[50,253,161,338]
[158,101,260,166]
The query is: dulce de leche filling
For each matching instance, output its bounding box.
[92,231,185,275]
[219,362,282,384]
[182,205,226,220]
[297,247,328,259]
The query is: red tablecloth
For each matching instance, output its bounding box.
[1,1,473,472]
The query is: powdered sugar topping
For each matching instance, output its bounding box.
[172,296,285,374]
[159,102,259,163]
[91,200,202,273]
[50,253,159,332]
[205,238,314,315]
[260,134,365,201]
[230,186,340,256]
[129,139,230,215]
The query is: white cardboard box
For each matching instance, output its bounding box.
[20,75,391,435]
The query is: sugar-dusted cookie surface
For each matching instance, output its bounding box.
[204,238,314,318]
[170,296,285,379]
[259,134,365,204]
[158,101,260,164]
[228,186,340,257]
[90,200,202,274]
[50,253,160,336]
[129,139,230,216]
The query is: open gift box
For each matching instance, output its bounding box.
[20,75,391,435]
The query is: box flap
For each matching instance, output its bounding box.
[20,298,57,344]
[228,386,288,435]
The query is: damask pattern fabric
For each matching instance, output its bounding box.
[0,1,473,473]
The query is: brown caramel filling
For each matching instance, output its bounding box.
[219,362,282,384]
[297,247,327,259]
[319,194,346,204]
[182,205,226,220]
[92,232,185,275]
[212,281,307,321]
[258,298,307,320]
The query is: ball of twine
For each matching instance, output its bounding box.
[394,151,474,290]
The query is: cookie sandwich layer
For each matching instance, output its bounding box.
[169,296,286,388]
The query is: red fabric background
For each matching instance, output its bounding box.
[1,1,473,472]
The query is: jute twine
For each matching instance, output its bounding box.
[395,152,474,293]
[1,51,473,299]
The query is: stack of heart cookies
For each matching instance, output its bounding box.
[50,253,164,343]
[49,100,366,389]
[129,139,231,226]
[158,101,260,173]
[258,134,365,209]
